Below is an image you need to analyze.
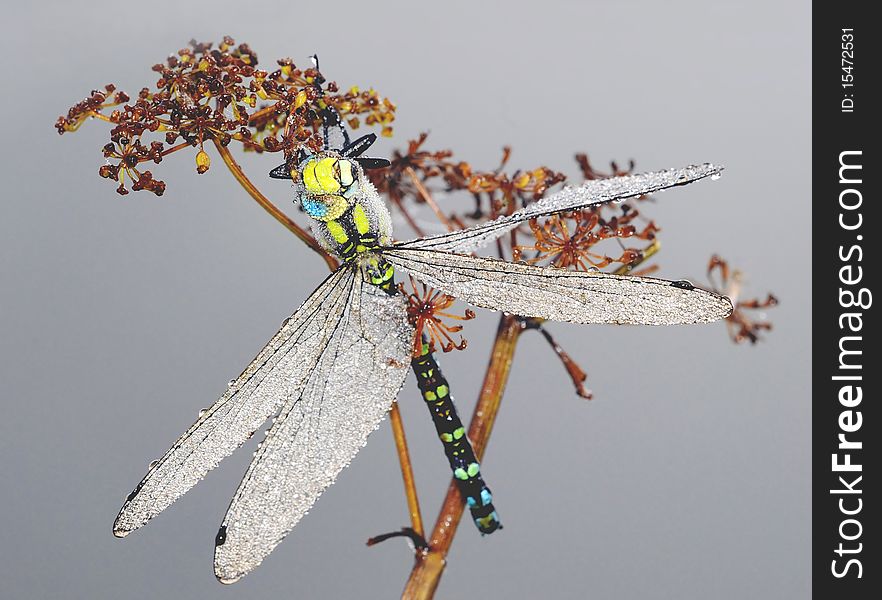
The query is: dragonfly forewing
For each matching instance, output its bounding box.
[113,267,354,536]
[398,163,723,253]
[214,271,413,583]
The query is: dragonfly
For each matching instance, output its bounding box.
[111,113,733,584]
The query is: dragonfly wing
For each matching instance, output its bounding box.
[213,274,413,584]
[384,247,732,325]
[113,267,355,536]
[397,163,722,253]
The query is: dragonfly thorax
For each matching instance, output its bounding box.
[294,153,393,266]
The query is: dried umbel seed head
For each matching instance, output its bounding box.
[400,276,475,357]
[56,38,395,196]
[513,207,659,272]
[707,255,778,344]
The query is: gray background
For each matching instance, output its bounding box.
[2,1,810,598]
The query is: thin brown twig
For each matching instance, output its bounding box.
[87,111,115,124]
[388,402,425,539]
[406,167,456,232]
[133,141,192,165]
[613,239,660,275]
[389,194,427,239]
[247,104,278,127]
[212,139,339,271]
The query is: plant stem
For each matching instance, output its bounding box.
[406,167,455,231]
[247,104,278,126]
[613,239,661,275]
[402,314,524,598]
[212,139,339,271]
[389,403,425,539]
[88,111,115,124]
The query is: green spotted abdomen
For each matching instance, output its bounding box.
[412,340,502,534]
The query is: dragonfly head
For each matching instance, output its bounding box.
[293,152,363,222]
[269,132,390,223]
[268,151,362,222]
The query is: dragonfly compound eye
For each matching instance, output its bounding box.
[302,157,360,198]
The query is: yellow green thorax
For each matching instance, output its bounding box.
[293,152,395,289]
[325,220,349,245]
[352,204,370,234]
[322,202,375,251]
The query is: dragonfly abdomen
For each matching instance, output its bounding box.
[412,341,501,534]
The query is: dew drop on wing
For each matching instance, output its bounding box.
[215,525,227,546]
[711,172,722,181]
[125,481,144,502]
[148,459,160,469]
[228,379,236,388]
[670,280,695,290]
[198,408,208,418]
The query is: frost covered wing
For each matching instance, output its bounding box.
[397,163,723,253]
[214,274,413,584]
[384,248,732,325]
[113,267,355,537]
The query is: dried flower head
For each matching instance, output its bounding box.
[400,275,475,357]
[707,255,778,344]
[57,38,395,195]
[512,206,659,271]
[369,135,567,232]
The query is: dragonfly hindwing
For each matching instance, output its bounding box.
[214,269,413,584]
[113,267,355,536]
[383,247,733,326]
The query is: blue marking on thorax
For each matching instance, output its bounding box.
[302,196,328,219]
